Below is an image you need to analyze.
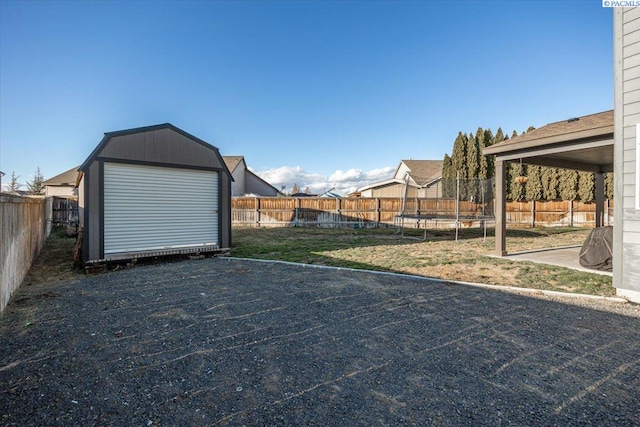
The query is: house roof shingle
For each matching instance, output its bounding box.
[43,166,80,186]
[222,156,244,174]
[400,160,444,185]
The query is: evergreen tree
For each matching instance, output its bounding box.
[541,167,560,201]
[505,161,514,200]
[291,183,300,194]
[525,165,544,201]
[442,154,455,198]
[605,173,614,200]
[478,128,492,201]
[485,128,503,200]
[6,171,21,194]
[509,161,527,201]
[526,126,536,133]
[26,167,45,195]
[483,129,494,148]
[577,171,595,202]
[511,130,518,139]
[465,132,479,200]
[451,132,468,200]
[467,131,480,179]
[559,169,579,201]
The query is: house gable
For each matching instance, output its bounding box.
[223,155,282,197]
[43,166,80,186]
[362,160,444,197]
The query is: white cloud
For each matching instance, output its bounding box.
[250,165,395,196]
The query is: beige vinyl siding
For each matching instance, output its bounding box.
[368,184,416,198]
[45,186,76,198]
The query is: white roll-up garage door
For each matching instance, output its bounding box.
[104,163,219,256]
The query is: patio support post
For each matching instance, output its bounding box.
[495,159,507,256]
[595,172,604,228]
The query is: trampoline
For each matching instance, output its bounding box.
[395,173,495,242]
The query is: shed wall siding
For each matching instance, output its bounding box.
[220,172,232,248]
[616,9,640,293]
[85,161,102,262]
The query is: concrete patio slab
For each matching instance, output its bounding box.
[499,246,612,277]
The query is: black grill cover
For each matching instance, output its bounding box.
[579,226,613,272]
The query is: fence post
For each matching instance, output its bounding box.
[569,200,574,227]
[255,197,260,227]
[376,198,381,227]
[531,200,535,228]
[336,198,341,228]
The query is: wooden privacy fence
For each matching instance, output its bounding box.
[51,196,78,227]
[506,199,614,227]
[232,197,613,228]
[0,195,52,312]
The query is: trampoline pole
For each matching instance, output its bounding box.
[456,171,460,242]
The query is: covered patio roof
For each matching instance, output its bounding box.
[483,110,614,256]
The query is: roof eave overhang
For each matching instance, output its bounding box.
[482,125,614,173]
[483,125,614,156]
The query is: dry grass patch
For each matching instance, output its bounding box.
[22,227,84,287]
[231,226,614,296]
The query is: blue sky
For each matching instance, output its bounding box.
[0,0,613,195]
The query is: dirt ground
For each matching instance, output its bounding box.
[1,257,639,426]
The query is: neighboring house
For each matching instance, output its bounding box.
[78,123,232,263]
[614,9,640,299]
[223,156,282,197]
[358,160,443,198]
[43,166,79,198]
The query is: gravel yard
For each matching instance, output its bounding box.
[1,257,639,426]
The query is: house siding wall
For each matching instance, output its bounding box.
[45,185,76,198]
[80,127,232,262]
[615,9,640,293]
[394,163,411,180]
[365,183,416,198]
[245,172,279,196]
[419,181,443,198]
[230,163,246,196]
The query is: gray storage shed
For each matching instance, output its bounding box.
[78,123,232,263]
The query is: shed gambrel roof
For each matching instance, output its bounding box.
[79,123,232,178]
[396,160,444,185]
[43,166,80,186]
